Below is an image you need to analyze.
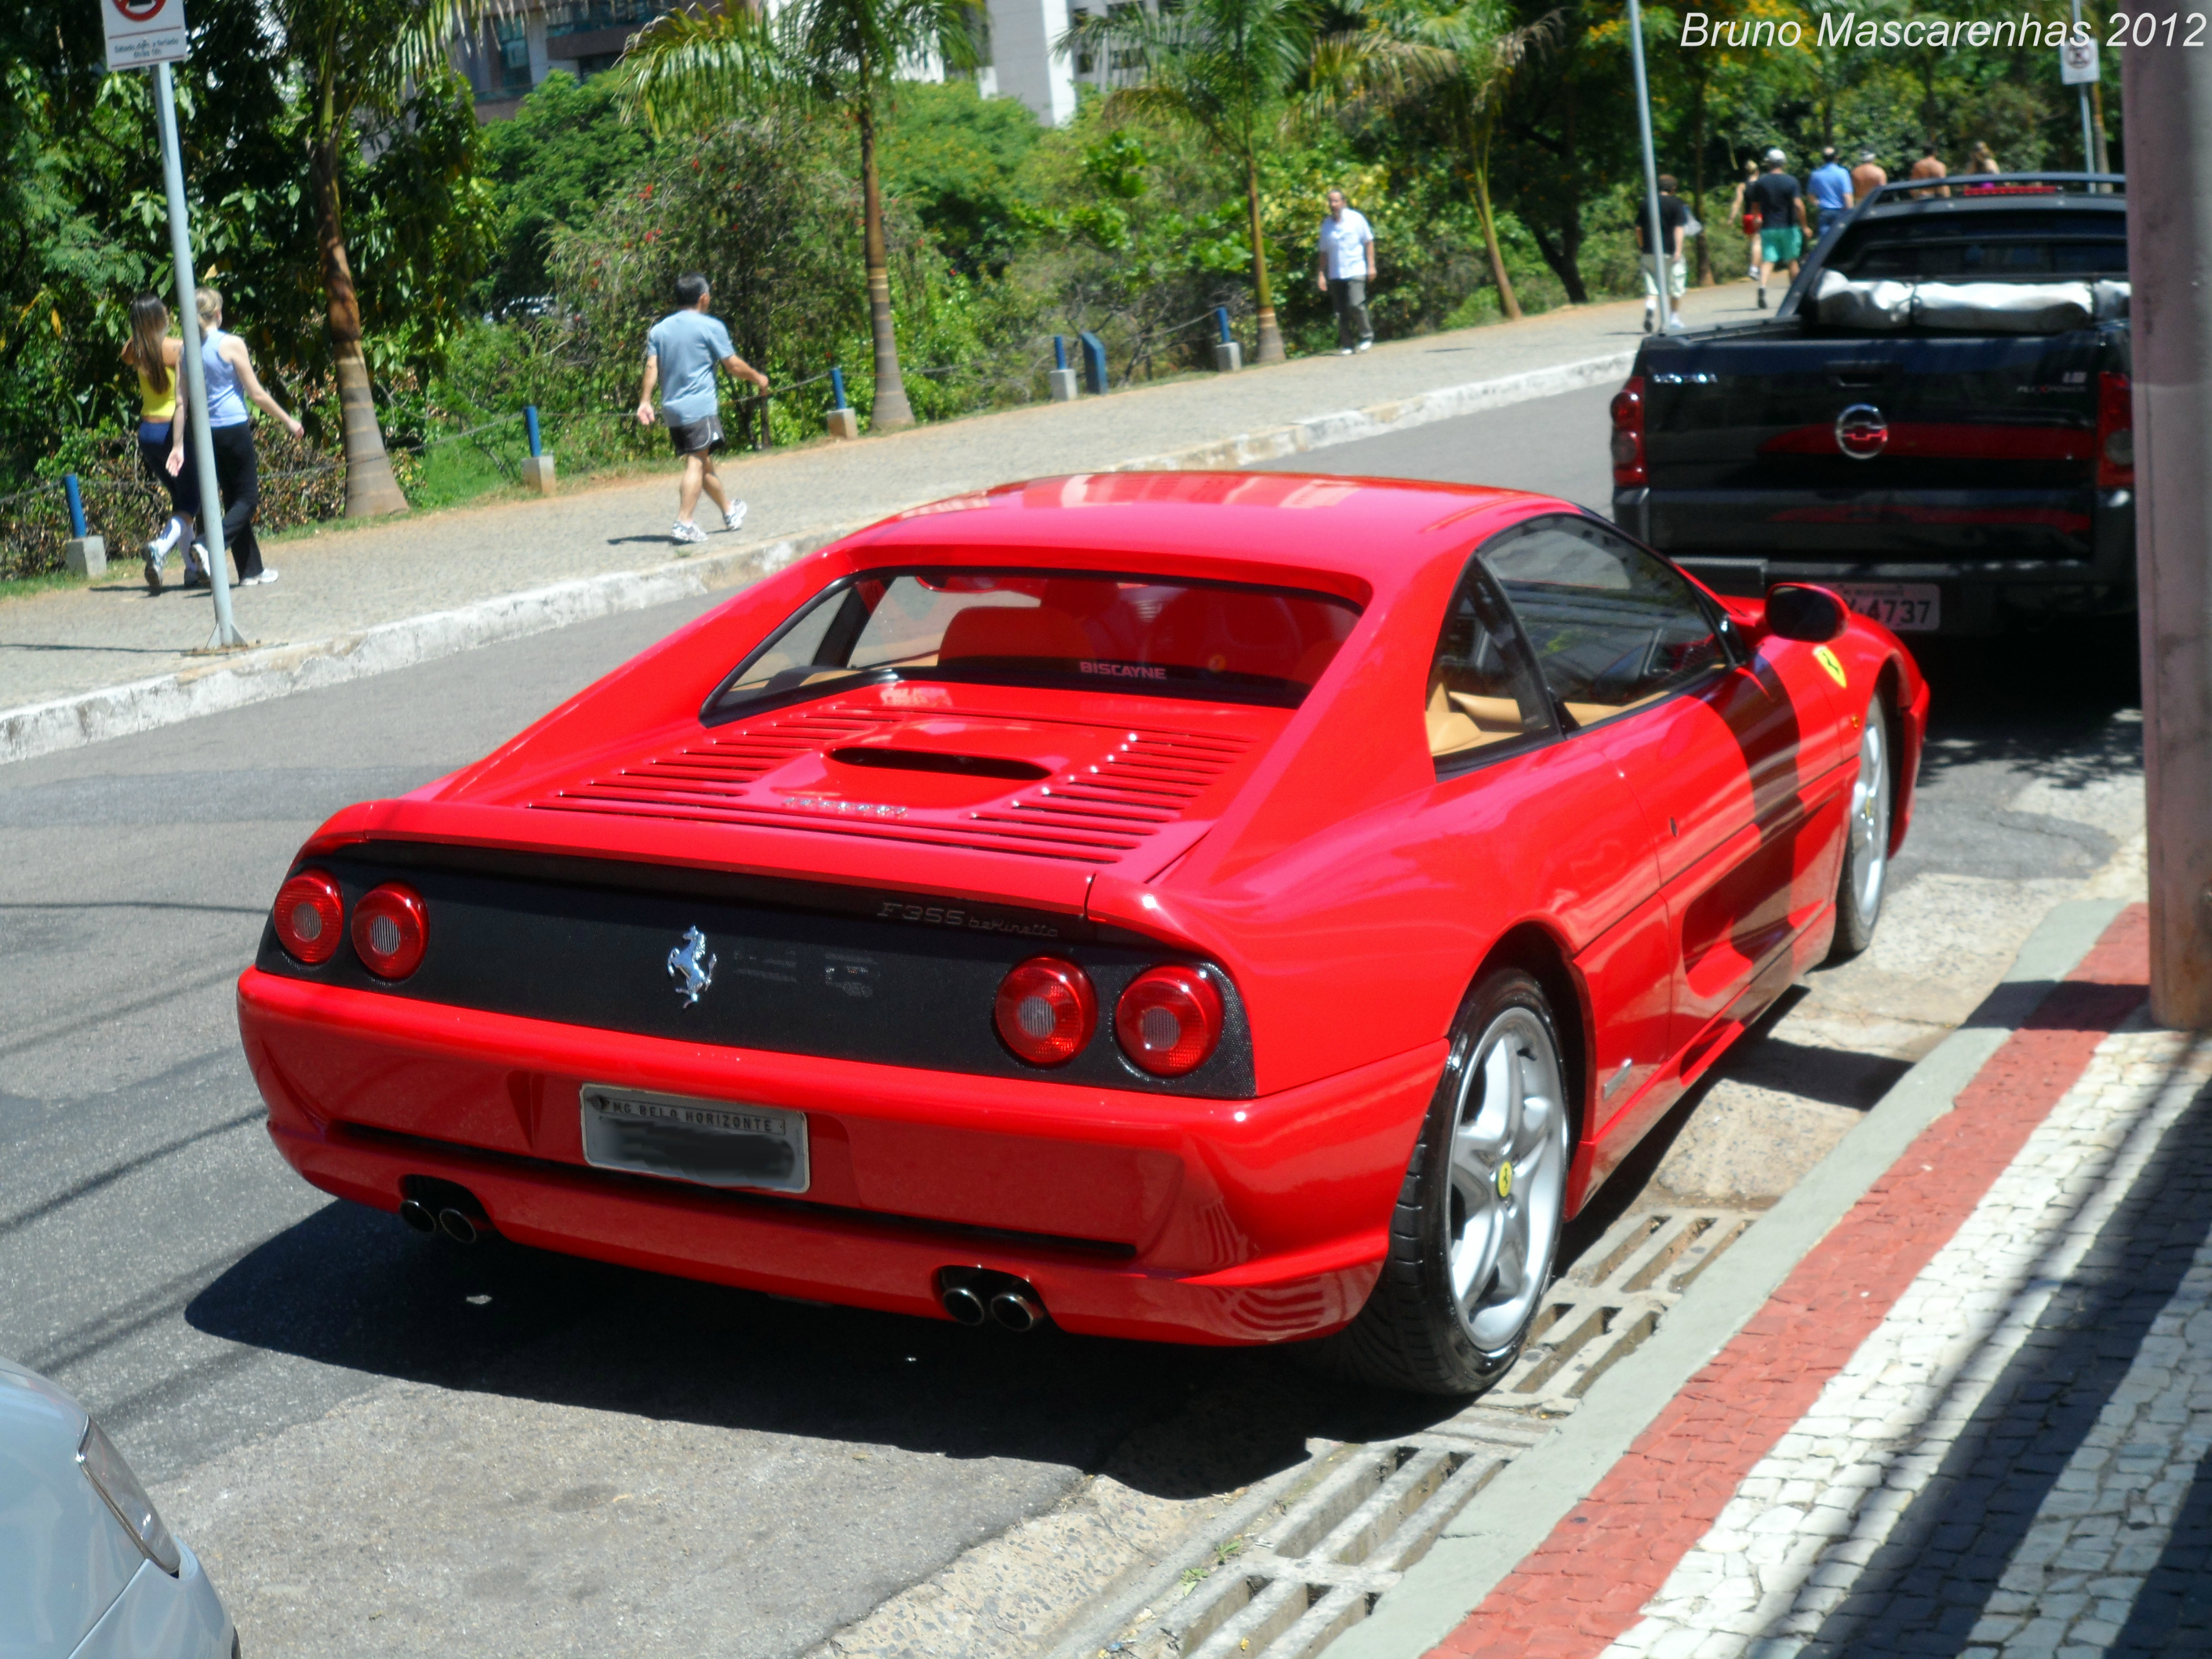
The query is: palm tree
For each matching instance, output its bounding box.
[1064,0,1330,363]
[1353,0,1555,321]
[623,0,977,432]
[267,0,497,516]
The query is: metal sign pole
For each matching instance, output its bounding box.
[153,61,244,649]
[1625,0,1674,333]
[2073,0,2096,173]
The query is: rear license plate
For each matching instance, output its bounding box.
[1832,582,1940,632]
[580,1085,810,1194]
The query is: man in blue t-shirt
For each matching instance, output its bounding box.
[635,273,771,545]
[1808,147,1855,239]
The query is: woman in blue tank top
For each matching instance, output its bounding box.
[193,287,302,588]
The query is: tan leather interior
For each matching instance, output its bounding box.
[1427,680,1530,757]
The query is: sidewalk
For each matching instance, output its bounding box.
[0,285,1756,765]
[1335,902,2212,1659]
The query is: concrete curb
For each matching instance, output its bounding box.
[1323,895,2132,1659]
[0,351,1632,770]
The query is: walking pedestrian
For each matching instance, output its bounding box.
[194,288,302,588]
[1908,143,1950,198]
[1316,189,1376,355]
[1748,149,1808,310]
[1850,149,1888,207]
[1635,175,1689,334]
[119,293,200,595]
[1726,161,1762,282]
[634,273,769,545]
[1808,145,1855,237]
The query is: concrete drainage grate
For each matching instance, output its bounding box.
[1490,1207,1756,1417]
[1056,1207,1757,1659]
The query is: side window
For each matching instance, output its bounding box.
[1482,518,1724,728]
[1426,557,1556,763]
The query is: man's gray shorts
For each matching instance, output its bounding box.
[667,415,723,456]
[1331,278,1373,349]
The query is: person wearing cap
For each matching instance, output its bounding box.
[1851,149,1888,207]
[1747,148,1808,310]
[1808,145,1855,237]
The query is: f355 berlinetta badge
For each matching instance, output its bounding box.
[666,927,717,1006]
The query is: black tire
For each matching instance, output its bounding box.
[1827,692,1896,963]
[1314,968,1572,1396]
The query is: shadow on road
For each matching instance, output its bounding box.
[185,1198,1464,1497]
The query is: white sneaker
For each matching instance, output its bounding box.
[147,517,183,562]
[672,520,708,545]
[243,568,279,586]
[724,501,749,532]
[1335,347,1354,357]
[1355,338,1372,353]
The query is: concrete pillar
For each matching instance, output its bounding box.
[1213,341,1243,373]
[826,408,859,440]
[65,536,106,578]
[2125,40,2212,1026]
[525,13,549,88]
[1047,367,1078,401]
[987,0,1075,126]
[521,455,557,495]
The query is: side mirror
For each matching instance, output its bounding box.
[1764,583,1847,643]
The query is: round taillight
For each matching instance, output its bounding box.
[1115,966,1224,1078]
[272,870,345,965]
[994,957,1097,1066]
[351,884,429,980]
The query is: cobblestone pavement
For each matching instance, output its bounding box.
[1609,1025,2212,1659]
[0,286,1754,719]
[1423,906,2212,1659]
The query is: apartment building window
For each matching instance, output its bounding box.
[544,0,670,40]
[494,14,531,92]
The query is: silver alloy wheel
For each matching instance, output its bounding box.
[1847,713,1890,932]
[1443,1006,1569,1353]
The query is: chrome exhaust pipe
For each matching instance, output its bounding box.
[438,1208,482,1245]
[990,1290,1042,1333]
[397,1198,437,1234]
[941,1285,989,1327]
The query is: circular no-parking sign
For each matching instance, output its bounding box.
[112,0,168,20]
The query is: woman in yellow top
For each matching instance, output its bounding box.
[120,293,205,593]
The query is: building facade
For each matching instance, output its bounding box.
[457,0,1083,126]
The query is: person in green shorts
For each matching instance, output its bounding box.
[1748,148,1808,311]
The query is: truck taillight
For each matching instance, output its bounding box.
[2097,372,2133,488]
[1610,377,1647,487]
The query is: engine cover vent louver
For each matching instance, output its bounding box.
[525,706,1252,867]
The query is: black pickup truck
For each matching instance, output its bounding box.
[1610,175,2131,635]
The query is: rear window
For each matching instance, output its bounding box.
[1826,208,2127,281]
[706,569,1362,718]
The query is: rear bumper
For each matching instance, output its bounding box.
[237,968,1440,1346]
[1617,487,2136,627]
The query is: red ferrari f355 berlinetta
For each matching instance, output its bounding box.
[237,472,1927,1394]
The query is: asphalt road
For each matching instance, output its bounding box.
[0,384,2145,1656]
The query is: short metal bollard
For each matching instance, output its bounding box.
[826,366,859,440]
[62,473,106,578]
[520,405,557,495]
[1048,335,1078,403]
[1212,307,1242,373]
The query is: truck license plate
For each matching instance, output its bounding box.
[581,1085,810,1193]
[1832,583,1940,632]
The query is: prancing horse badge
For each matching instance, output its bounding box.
[667,927,717,1006]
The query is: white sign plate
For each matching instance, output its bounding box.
[100,0,190,67]
[2060,34,2100,85]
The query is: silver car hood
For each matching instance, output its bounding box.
[0,1357,144,1657]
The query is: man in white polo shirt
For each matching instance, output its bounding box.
[1316,189,1376,355]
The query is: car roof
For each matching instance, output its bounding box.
[841,472,1559,603]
